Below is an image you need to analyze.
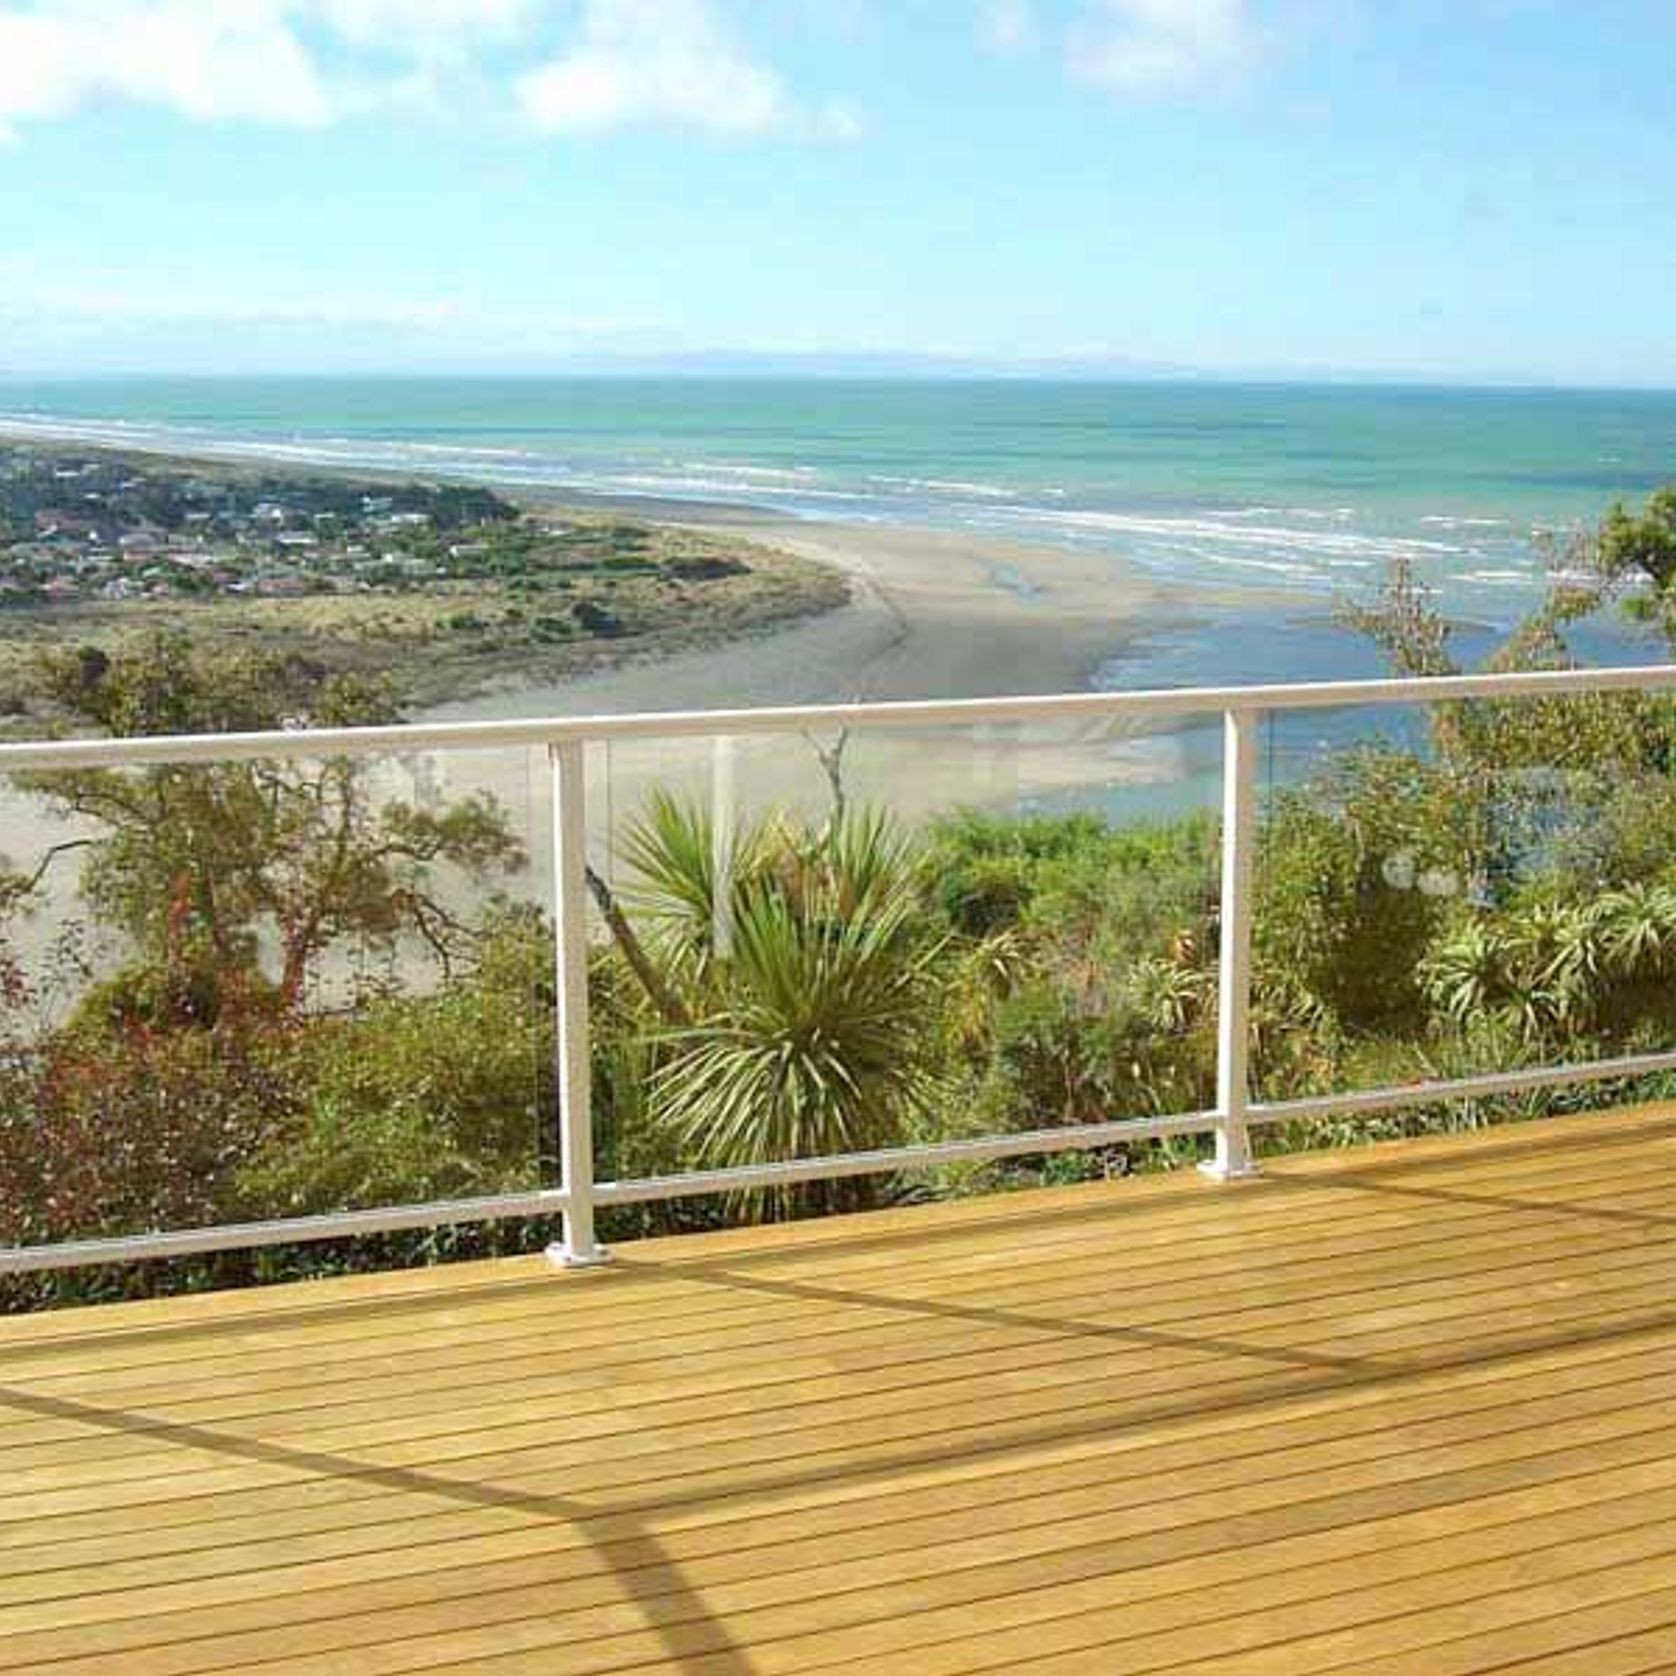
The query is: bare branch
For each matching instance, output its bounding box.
[805,727,851,823]
[585,863,691,1026]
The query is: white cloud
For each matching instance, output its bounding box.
[1068,0,1257,95]
[979,0,1037,55]
[0,1,335,136]
[518,0,850,138]
[311,0,527,40]
[0,0,531,139]
[308,0,529,59]
[0,0,848,144]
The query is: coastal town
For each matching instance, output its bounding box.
[5,442,693,605]
[0,442,845,707]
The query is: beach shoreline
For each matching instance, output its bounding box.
[418,511,1260,837]
[424,512,1223,725]
[0,425,1235,719]
[0,424,1307,845]
[0,417,1343,726]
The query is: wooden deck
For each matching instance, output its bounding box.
[7,1108,1676,1675]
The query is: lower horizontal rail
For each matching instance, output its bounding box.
[595,1112,1222,1207]
[1251,1047,1676,1127]
[7,1044,1676,1277]
[0,1186,573,1277]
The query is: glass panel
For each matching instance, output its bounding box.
[590,710,1221,1234]
[0,743,551,1257]
[1252,683,1676,1142]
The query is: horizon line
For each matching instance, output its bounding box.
[3,366,1676,397]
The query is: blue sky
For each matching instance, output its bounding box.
[1,0,1673,384]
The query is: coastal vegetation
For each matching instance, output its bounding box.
[4,487,1676,1310]
[0,443,847,710]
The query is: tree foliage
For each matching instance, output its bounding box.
[22,633,522,1019]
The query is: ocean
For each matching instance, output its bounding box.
[2,374,1673,705]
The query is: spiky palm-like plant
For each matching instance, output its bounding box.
[608,798,948,1210]
[1420,882,1676,1054]
[615,790,771,991]
[656,872,942,1177]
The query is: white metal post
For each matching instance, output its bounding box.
[1202,706,1261,1181]
[546,740,610,1267]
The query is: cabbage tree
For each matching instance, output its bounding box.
[604,796,948,1207]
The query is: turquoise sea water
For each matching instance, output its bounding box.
[2,376,1674,702]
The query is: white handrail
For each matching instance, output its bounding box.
[3,662,1674,1279]
[0,661,1672,774]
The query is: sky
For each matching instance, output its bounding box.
[0,0,1673,385]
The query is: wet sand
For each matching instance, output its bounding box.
[431,516,1197,721]
[420,516,1234,842]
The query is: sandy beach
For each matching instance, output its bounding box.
[431,514,1196,720]
[419,515,1239,845]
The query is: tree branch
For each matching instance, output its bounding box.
[13,839,95,899]
[585,864,690,1026]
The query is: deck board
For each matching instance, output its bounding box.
[6,1105,1676,1673]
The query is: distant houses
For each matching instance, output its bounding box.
[0,446,524,610]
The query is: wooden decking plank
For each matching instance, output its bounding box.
[5,1452,1668,1676]
[135,1498,1676,1676]
[1121,1561,1676,1676]
[6,1267,1669,1568]
[1472,1624,1676,1676]
[22,1413,1676,1676]
[613,1488,1676,1676]
[10,1366,1676,1655]
[1203,1582,1676,1676]
[671,1471,1676,1676]
[5,1109,1666,1394]
[8,1256,1676,1543]
[2,1452,1669,1675]
[0,1157,1648,1430]
[1269,1584,1676,1676]
[6,1153,1671,1463]
[8,1328,1676,1634]
[12,1304,1676,1608]
[11,1174,1676,1496]
[15,1301,1673,1580]
[4,1106,1676,1675]
[10,1190,1676,1495]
